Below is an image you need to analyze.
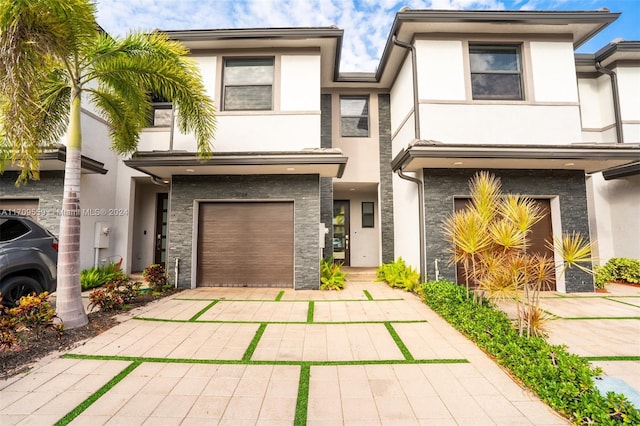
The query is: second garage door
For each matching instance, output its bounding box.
[197,202,294,287]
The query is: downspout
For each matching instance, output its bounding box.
[392,35,420,138]
[392,35,426,283]
[396,169,426,283]
[595,62,624,143]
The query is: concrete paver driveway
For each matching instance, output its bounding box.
[2,281,569,425]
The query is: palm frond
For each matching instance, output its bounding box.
[83,31,216,158]
[0,0,97,181]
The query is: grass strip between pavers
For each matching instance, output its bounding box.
[242,323,267,361]
[604,297,640,309]
[561,316,640,320]
[172,297,403,302]
[363,289,374,300]
[307,301,314,323]
[275,291,285,301]
[294,363,310,425]
[188,300,219,321]
[62,353,468,366]
[582,356,640,361]
[54,361,141,426]
[384,322,414,361]
[132,316,427,325]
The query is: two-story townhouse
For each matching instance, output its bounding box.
[576,41,640,261]
[123,29,347,289]
[379,10,640,292]
[3,9,639,294]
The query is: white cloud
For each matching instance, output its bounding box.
[94,0,519,72]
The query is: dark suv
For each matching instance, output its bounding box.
[0,211,58,307]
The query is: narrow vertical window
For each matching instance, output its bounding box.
[340,96,369,137]
[223,58,274,111]
[362,202,374,228]
[469,45,523,100]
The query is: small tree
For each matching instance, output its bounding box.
[443,172,594,336]
[1,0,216,329]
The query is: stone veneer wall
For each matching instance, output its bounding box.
[320,94,334,259]
[0,171,64,234]
[169,174,321,290]
[423,169,593,292]
[378,94,395,263]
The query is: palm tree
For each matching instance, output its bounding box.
[0,0,216,328]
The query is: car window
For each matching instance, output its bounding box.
[0,219,31,242]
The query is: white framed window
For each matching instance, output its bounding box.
[469,45,523,100]
[149,102,173,127]
[223,58,274,111]
[340,96,369,137]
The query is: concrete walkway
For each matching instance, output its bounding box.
[2,279,571,425]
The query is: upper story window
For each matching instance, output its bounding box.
[150,102,173,127]
[469,45,523,100]
[223,58,274,111]
[340,96,369,137]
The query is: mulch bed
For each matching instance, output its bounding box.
[0,291,179,380]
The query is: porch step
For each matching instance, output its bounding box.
[342,267,378,282]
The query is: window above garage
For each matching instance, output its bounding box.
[222,57,274,111]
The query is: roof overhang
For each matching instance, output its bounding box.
[124,150,348,180]
[602,161,640,180]
[391,141,640,174]
[162,27,344,87]
[2,146,108,175]
[376,9,620,87]
[575,41,640,72]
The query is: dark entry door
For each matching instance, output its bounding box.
[333,200,350,265]
[154,193,168,266]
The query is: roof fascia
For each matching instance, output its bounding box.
[376,9,620,81]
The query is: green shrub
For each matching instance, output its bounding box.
[1,292,63,349]
[376,257,420,292]
[594,258,640,289]
[421,280,640,425]
[143,264,170,293]
[80,260,126,291]
[88,277,142,312]
[320,257,347,290]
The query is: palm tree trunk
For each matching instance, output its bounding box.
[55,94,88,329]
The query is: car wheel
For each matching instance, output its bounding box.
[0,276,43,308]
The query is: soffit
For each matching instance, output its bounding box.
[391,142,640,174]
[125,150,348,180]
[2,146,108,175]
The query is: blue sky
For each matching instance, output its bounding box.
[95,0,640,72]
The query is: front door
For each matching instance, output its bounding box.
[154,193,168,266]
[333,200,350,265]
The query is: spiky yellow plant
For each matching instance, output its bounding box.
[442,208,491,296]
[500,194,543,234]
[489,218,527,252]
[469,171,501,223]
[550,231,596,274]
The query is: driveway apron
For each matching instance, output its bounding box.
[1,280,567,425]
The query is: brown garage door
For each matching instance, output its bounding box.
[454,198,555,290]
[197,202,294,287]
